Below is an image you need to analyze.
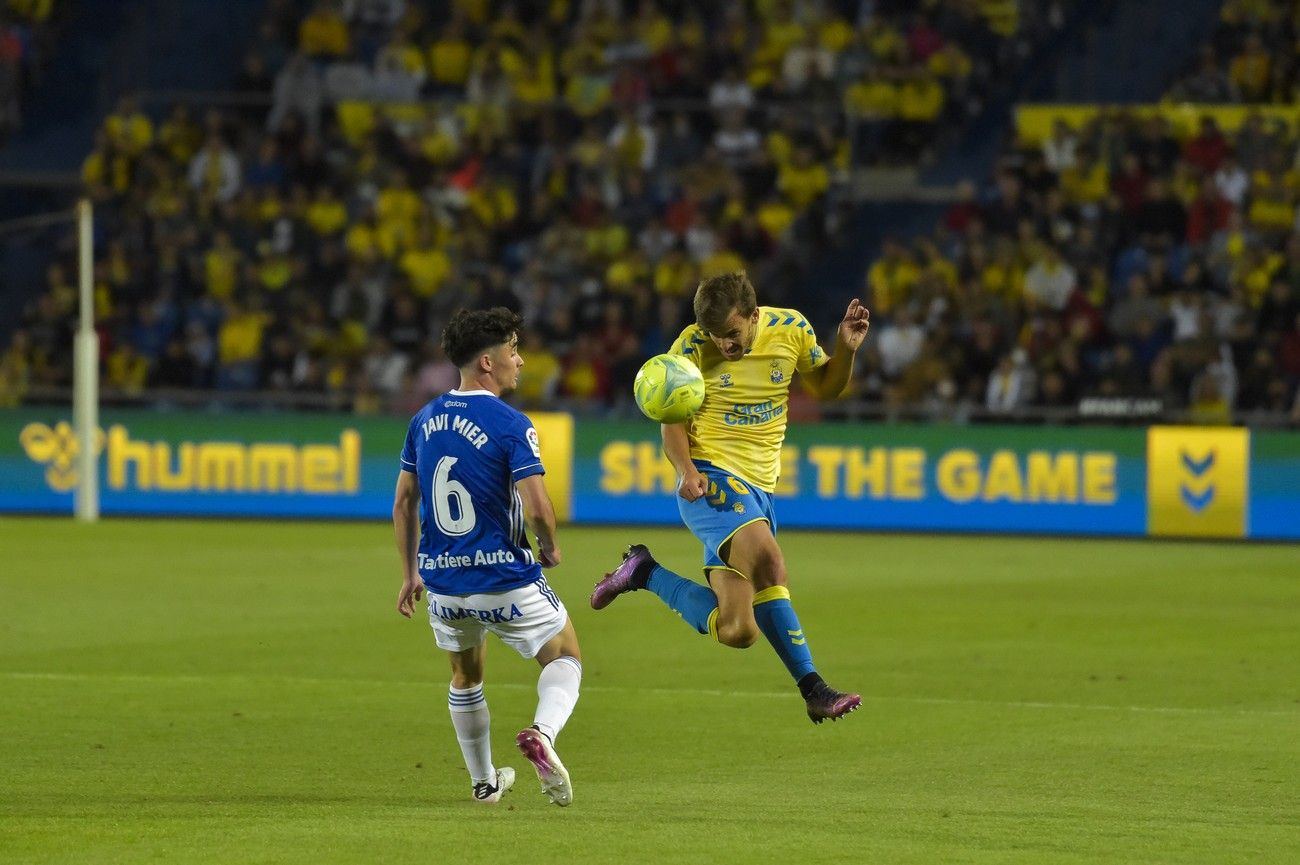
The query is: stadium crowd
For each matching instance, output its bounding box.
[0,0,57,144]
[19,0,1294,426]
[1167,0,1300,104]
[843,0,1300,423]
[858,106,1300,423]
[1,0,1043,415]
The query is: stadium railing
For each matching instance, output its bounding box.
[15,384,1296,429]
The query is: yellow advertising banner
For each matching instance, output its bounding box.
[532,412,573,522]
[1147,427,1249,538]
[1016,103,1300,145]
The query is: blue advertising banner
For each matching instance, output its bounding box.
[575,422,1150,536]
[2,410,1295,540]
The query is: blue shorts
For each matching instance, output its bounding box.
[678,460,777,573]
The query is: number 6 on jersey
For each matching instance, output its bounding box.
[432,456,476,536]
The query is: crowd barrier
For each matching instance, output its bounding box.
[1015,102,1300,144]
[1,410,1295,540]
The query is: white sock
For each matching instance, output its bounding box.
[533,656,582,743]
[448,684,494,784]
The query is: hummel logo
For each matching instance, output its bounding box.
[1179,448,1215,512]
[19,421,104,491]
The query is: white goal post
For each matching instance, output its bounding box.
[73,198,98,522]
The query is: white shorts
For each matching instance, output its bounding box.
[426,576,568,659]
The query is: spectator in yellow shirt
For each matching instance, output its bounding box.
[844,69,898,163]
[777,146,830,210]
[467,172,519,231]
[306,186,348,236]
[106,344,149,395]
[867,239,919,314]
[345,210,382,262]
[1247,174,1295,233]
[157,103,203,165]
[653,245,698,297]
[103,95,154,156]
[1229,33,1272,101]
[428,20,473,91]
[204,231,242,300]
[298,0,350,59]
[7,0,53,23]
[377,33,427,84]
[399,226,453,298]
[514,329,561,407]
[376,171,423,229]
[982,239,1026,301]
[0,330,31,407]
[756,192,796,241]
[699,245,746,280]
[564,54,612,119]
[979,0,1019,37]
[762,2,807,58]
[511,38,557,112]
[255,244,294,293]
[81,131,131,200]
[895,67,945,158]
[817,11,855,54]
[1060,147,1110,208]
[844,69,899,121]
[928,43,973,86]
[217,299,270,389]
[605,249,650,294]
[635,1,674,52]
[862,18,905,63]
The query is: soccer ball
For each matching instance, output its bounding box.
[634,354,705,424]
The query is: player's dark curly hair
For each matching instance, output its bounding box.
[694,271,757,334]
[441,307,523,367]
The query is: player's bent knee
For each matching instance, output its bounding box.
[717,621,760,649]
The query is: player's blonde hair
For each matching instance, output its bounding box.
[694,272,757,334]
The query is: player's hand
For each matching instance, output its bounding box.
[397,575,423,618]
[837,298,870,352]
[538,545,562,568]
[678,468,708,502]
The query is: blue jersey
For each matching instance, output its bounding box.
[400,389,545,595]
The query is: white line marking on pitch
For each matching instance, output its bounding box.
[2,670,1294,718]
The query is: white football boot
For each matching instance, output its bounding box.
[471,766,515,804]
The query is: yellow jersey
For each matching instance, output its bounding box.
[668,307,829,492]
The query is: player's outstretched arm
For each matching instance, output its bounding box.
[393,470,424,618]
[662,422,707,501]
[517,473,562,567]
[802,298,870,400]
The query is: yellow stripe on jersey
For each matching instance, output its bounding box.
[668,306,829,492]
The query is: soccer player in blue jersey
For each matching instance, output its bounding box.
[394,308,581,806]
[591,273,869,723]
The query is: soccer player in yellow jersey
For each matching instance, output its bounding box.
[591,272,870,723]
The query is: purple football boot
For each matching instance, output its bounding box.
[589,544,656,610]
[805,683,862,724]
[516,726,572,806]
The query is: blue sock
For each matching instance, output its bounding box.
[646,564,718,635]
[752,586,816,681]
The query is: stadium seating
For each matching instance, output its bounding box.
[858,100,1300,423]
[3,0,1133,419]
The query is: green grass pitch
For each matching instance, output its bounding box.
[1,518,1297,865]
